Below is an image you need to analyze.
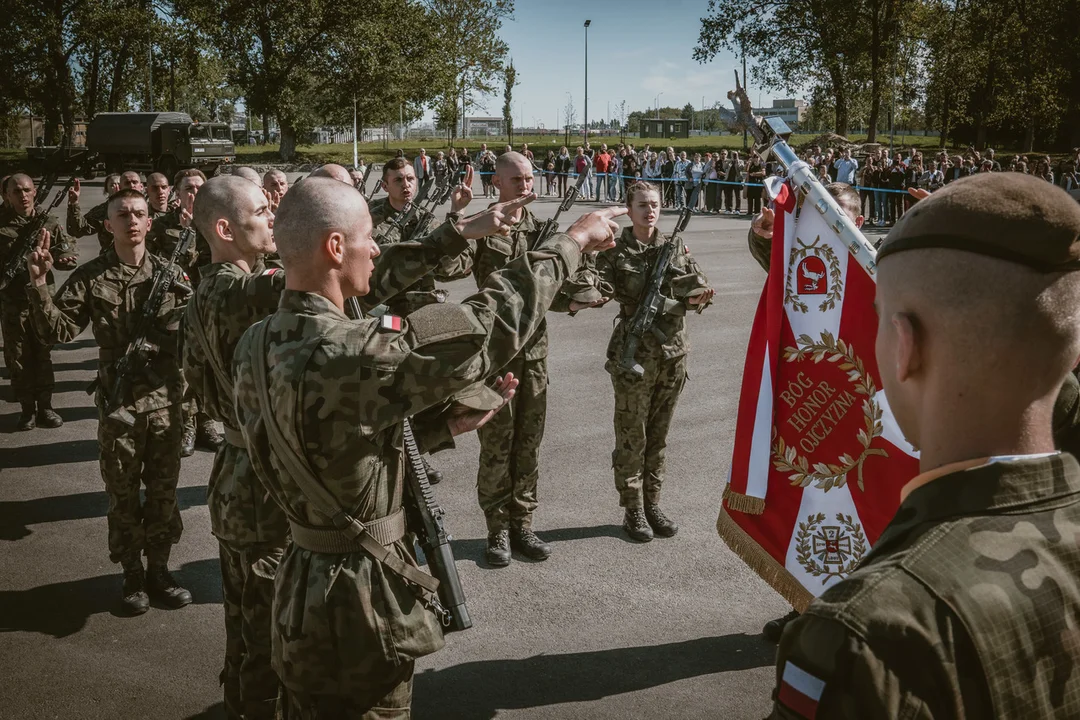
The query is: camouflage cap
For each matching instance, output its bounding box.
[453,381,506,411]
[877,173,1080,272]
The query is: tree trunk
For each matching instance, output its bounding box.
[86,42,102,117]
[939,94,950,148]
[279,123,297,161]
[262,112,270,144]
[1024,122,1035,153]
[828,65,849,137]
[45,2,75,145]
[108,38,133,112]
[866,0,885,142]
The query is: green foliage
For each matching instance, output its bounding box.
[502,61,517,145]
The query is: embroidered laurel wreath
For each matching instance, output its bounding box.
[794,512,868,582]
[784,236,843,314]
[771,330,888,492]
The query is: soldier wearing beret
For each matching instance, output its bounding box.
[770,173,1080,718]
[230,177,623,716]
[595,181,714,542]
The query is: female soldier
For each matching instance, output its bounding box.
[596,182,715,542]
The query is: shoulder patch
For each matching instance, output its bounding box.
[778,661,825,719]
[379,314,403,332]
[407,303,478,346]
[262,268,280,276]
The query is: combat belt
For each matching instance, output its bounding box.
[246,320,446,612]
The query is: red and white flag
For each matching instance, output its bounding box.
[720,179,919,610]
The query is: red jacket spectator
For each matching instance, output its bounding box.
[594,152,610,175]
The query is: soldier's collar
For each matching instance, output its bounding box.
[278,289,351,321]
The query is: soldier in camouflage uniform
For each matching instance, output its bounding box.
[471,152,611,567]
[771,173,1080,718]
[231,177,623,716]
[67,170,145,254]
[145,172,173,222]
[146,168,221,456]
[27,189,192,616]
[368,158,477,484]
[0,174,79,429]
[595,181,713,542]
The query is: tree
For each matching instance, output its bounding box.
[502,61,517,145]
[429,0,514,140]
[563,93,577,146]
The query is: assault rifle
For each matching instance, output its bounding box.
[727,70,878,276]
[0,175,73,291]
[354,164,372,195]
[618,202,694,377]
[530,171,588,251]
[104,227,195,426]
[343,295,472,633]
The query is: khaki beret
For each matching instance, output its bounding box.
[877,173,1080,272]
[452,381,506,411]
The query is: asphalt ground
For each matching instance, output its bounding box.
[0,176,889,720]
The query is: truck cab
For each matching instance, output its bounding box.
[86,112,236,180]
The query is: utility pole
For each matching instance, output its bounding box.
[742,42,748,149]
[352,96,358,169]
[584,20,591,144]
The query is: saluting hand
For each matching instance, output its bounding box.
[68,178,81,205]
[907,187,931,202]
[750,206,775,239]
[454,193,536,240]
[28,228,53,287]
[565,206,627,254]
[447,373,520,437]
[449,166,474,213]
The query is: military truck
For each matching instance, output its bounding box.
[26,111,235,179]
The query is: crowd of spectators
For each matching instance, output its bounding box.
[389,141,1080,224]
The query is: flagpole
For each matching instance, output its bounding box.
[728,71,878,279]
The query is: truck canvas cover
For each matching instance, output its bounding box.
[87,112,192,154]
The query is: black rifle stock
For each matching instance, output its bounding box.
[618,204,694,377]
[530,172,587,251]
[0,175,72,290]
[104,227,194,425]
[341,296,471,632]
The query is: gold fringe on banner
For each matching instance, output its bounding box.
[722,485,766,515]
[716,507,813,613]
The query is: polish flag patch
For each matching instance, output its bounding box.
[380,315,403,332]
[262,268,280,276]
[777,661,825,719]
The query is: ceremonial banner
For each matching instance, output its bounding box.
[720,180,919,611]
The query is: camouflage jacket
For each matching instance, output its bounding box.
[471,207,576,361]
[772,453,1080,719]
[28,248,188,414]
[66,199,112,253]
[748,226,772,273]
[231,232,582,695]
[182,224,473,544]
[0,206,78,304]
[368,196,473,315]
[596,226,711,368]
[145,207,207,277]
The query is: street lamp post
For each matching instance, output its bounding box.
[584,20,591,145]
[654,92,663,120]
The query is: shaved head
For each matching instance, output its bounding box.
[311,163,352,184]
[194,175,254,242]
[273,177,368,268]
[493,151,533,203]
[876,249,1080,452]
[496,151,531,176]
[233,166,263,186]
[194,175,275,260]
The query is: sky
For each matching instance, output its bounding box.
[420,0,782,128]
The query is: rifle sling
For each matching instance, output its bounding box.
[186,291,235,402]
[249,321,438,594]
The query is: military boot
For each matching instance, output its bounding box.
[763,610,800,644]
[16,401,35,431]
[510,526,552,561]
[644,503,679,538]
[120,561,150,616]
[422,456,443,485]
[623,508,654,543]
[195,413,223,451]
[180,420,196,457]
[485,529,511,567]
[35,398,64,429]
[146,564,193,609]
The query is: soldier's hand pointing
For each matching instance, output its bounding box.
[68,178,81,205]
[565,206,627,254]
[454,193,536,240]
[28,228,53,287]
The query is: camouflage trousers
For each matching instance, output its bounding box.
[476,355,547,532]
[220,539,285,720]
[0,298,54,404]
[98,403,184,564]
[276,664,413,720]
[609,354,687,509]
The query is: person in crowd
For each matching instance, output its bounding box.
[555,145,572,197]
[833,148,858,185]
[886,154,907,225]
[858,157,876,222]
[922,160,944,192]
[1036,160,1055,184]
[723,150,744,215]
[745,151,766,217]
[703,152,720,214]
[594,144,611,202]
[608,149,623,203]
[595,181,713,542]
[689,153,706,213]
[660,150,676,208]
[673,151,690,210]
